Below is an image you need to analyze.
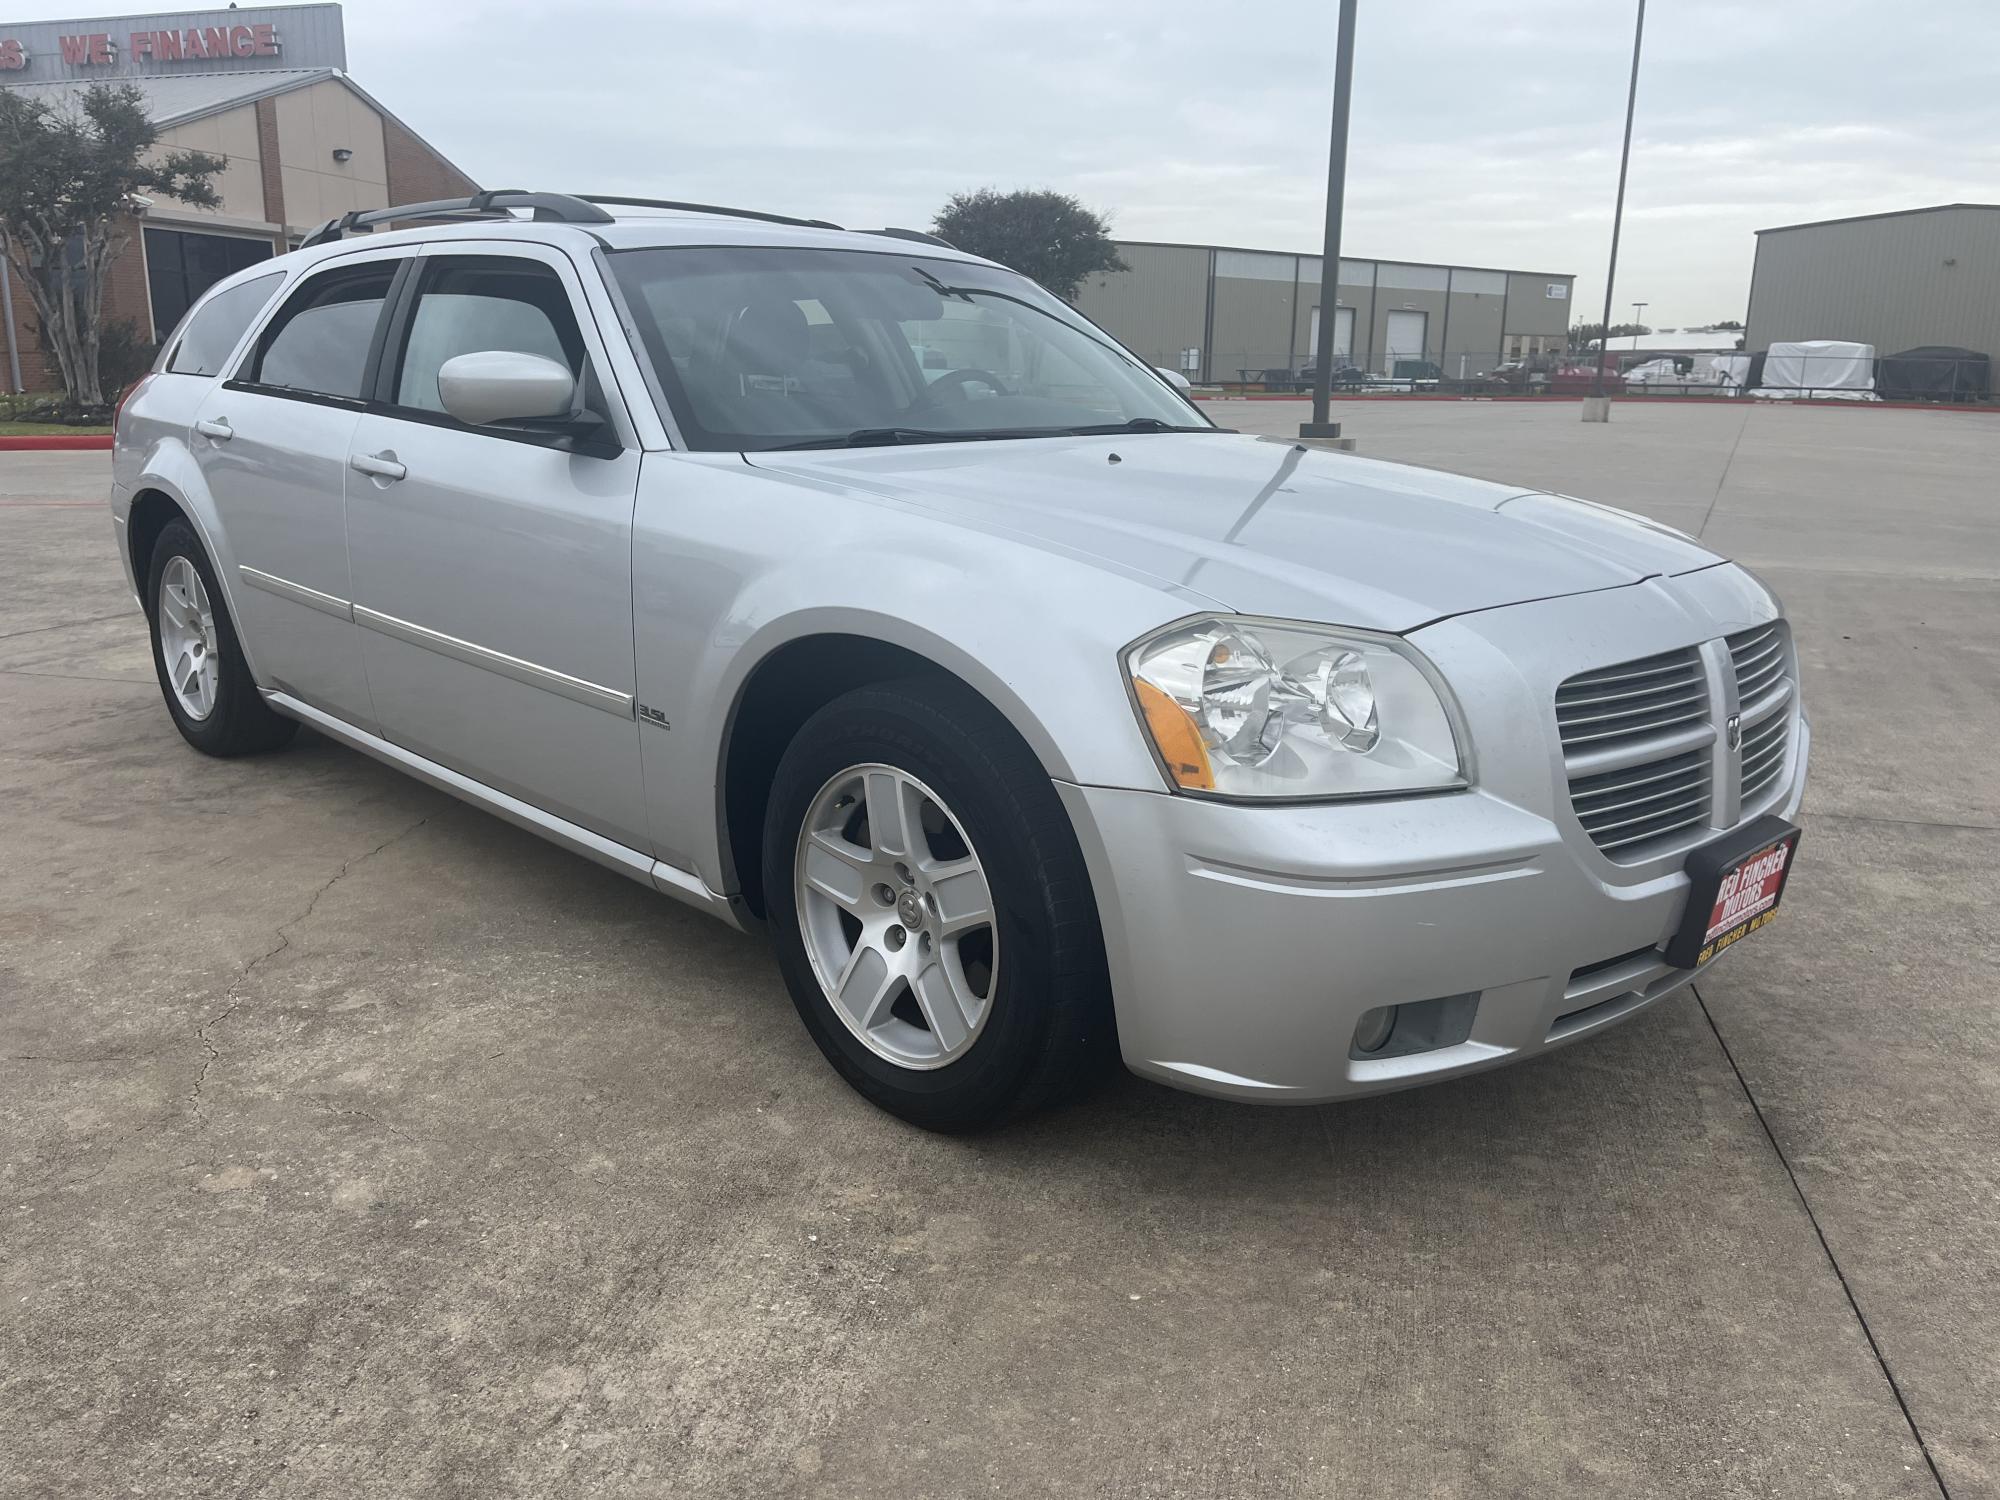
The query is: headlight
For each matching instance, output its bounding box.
[1125,616,1467,800]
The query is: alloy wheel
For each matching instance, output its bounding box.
[793,763,999,1069]
[158,555,219,722]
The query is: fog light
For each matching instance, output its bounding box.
[1350,1005,1397,1056]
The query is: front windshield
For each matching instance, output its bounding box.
[608,245,1207,450]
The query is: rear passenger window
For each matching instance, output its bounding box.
[244,263,399,401]
[392,258,585,415]
[167,273,283,377]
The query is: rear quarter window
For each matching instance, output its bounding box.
[241,263,400,401]
[165,273,285,377]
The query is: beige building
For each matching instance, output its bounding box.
[1075,240,1576,386]
[2,3,475,390]
[1745,204,2000,357]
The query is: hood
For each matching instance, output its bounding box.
[744,432,1723,632]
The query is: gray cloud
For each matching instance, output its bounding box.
[344,0,2000,325]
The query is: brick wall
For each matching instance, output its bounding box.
[254,97,287,228]
[105,229,152,341]
[382,114,478,205]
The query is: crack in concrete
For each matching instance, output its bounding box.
[1693,981,1954,1500]
[9,1049,166,1064]
[309,1099,421,1147]
[0,610,135,643]
[1695,404,1754,540]
[185,813,433,1131]
[0,667,156,687]
[1810,809,1999,835]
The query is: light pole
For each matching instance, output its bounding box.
[1584,0,1646,421]
[1630,302,1647,349]
[1301,0,1358,441]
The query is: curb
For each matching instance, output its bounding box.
[0,434,114,451]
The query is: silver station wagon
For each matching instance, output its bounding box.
[111,190,1808,1130]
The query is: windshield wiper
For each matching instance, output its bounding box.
[759,417,1224,452]
[764,426,1093,451]
[761,428,955,450]
[1060,417,1223,435]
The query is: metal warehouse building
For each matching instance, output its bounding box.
[1074,241,1576,386]
[1,3,475,392]
[1746,204,2000,356]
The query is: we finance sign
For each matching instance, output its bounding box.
[0,23,280,71]
[0,5,343,77]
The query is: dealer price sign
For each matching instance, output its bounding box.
[1664,815,1803,971]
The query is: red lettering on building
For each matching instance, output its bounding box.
[4,17,281,74]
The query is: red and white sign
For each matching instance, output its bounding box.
[1702,839,1791,946]
[0,22,280,72]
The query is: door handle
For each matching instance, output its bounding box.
[194,417,233,441]
[350,451,407,482]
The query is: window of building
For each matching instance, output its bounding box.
[165,272,285,377]
[391,258,585,415]
[144,227,274,343]
[244,262,400,401]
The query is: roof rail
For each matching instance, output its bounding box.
[864,227,956,250]
[576,195,843,232]
[298,189,614,248]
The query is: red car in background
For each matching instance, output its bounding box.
[1550,356,1626,395]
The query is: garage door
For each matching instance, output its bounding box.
[1386,309,1429,362]
[1308,305,1356,363]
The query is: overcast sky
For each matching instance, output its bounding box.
[341,0,2000,327]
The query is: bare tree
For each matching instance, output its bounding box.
[0,83,225,406]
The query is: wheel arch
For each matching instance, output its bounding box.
[127,486,195,612]
[713,620,1078,919]
[119,454,268,683]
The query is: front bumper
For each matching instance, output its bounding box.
[1060,568,1810,1104]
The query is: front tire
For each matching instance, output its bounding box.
[762,679,1112,1131]
[144,518,297,757]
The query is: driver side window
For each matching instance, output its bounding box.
[391,257,585,416]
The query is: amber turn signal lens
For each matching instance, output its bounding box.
[1135,679,1214,790]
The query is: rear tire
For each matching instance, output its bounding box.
[145,518,298,758]
[762,678,1113,1131]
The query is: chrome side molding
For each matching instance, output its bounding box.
[352,608,632,720]
[237,562,633,720]
[352,605,635,719]
[238,565,353,621]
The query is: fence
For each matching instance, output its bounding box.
[1212,346,1999,406]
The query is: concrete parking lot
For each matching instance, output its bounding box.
[3,400,1995,1498]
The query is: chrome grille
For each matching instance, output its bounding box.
[1557,620,1800,862]
[1566,748,1713,854]
[1554,647,1706,753]
[1556,644,1712,861]
[1739,708,1790,805]
[1729,622,1787,706]
[1731,622,1797,811]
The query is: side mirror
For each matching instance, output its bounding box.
[437,350,576,426]
[1155,366,1193,393]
